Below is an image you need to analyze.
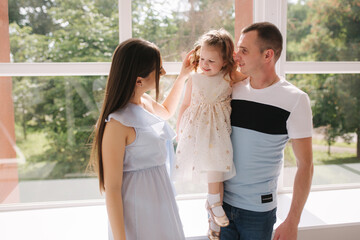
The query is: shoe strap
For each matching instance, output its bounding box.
[209,202,223,209]
[208,219,220,238]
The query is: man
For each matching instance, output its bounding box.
[222,22,314,240]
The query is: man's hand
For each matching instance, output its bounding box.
[273,219,298,240]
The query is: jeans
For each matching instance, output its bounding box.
[220,202,277,240]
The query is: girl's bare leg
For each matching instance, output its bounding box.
[208,182,220,194]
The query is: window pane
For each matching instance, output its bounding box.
[285,74,360,187]
[8,0,119,63]
[0,75,106,203]
[132,0,235,62]
[286,0,360,61]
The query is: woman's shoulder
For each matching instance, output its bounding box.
[106,104,139,127]
[105,116,131,132]
[106,103,163,128]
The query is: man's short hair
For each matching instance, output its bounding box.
[242,22,283,62]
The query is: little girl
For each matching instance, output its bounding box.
[174,29,246,239]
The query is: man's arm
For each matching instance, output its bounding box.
[273,137,313,240]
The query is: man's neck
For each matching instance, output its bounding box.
[249,70,279,89]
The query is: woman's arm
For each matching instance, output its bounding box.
[176,77,192,137]
[150,50,194,120]
[102,119,133,240]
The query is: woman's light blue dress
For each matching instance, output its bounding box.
[106,103,185,240]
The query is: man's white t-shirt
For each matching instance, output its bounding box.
[224,77,313,212]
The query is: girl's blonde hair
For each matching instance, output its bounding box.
[191,28,236,81]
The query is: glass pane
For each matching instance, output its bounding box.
[284,74,360,187]
[287,0,360,61]
[1,75,106,203]
[8,0,119,63]
[132,0,235,62]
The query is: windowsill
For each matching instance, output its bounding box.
[178,188,360,239]
[1,189,360,240]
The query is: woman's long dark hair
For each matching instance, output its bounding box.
[90,38,161,192]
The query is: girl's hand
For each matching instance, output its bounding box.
[179,49,195,78]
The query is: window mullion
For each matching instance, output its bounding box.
[119,0,132,43]
[0,62,183,77]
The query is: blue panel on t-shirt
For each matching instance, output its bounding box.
[224,126,288,212]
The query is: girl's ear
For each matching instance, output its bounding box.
[136,77,143,87]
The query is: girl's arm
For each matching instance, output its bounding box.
[149,50,194,120]
[176,77,192,137]
[102,119,132,240]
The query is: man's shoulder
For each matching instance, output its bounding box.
[232,77,250,99]
[279,77,308,96]
[231,77,310,112]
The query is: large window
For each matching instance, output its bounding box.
[1,0,359,208]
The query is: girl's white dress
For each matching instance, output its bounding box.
[174,72,235,184]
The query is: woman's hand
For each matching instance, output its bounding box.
[179,49,195,78]
[151,50,195,120]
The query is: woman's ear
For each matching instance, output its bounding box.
[136,77,143,87]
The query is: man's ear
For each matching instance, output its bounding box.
[264,49,275,63]
[136,77,143,87]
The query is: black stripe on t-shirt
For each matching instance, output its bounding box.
[231,99,290,135]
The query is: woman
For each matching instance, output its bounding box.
[90,38,193,240]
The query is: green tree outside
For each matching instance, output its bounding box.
[287,0,360,158]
